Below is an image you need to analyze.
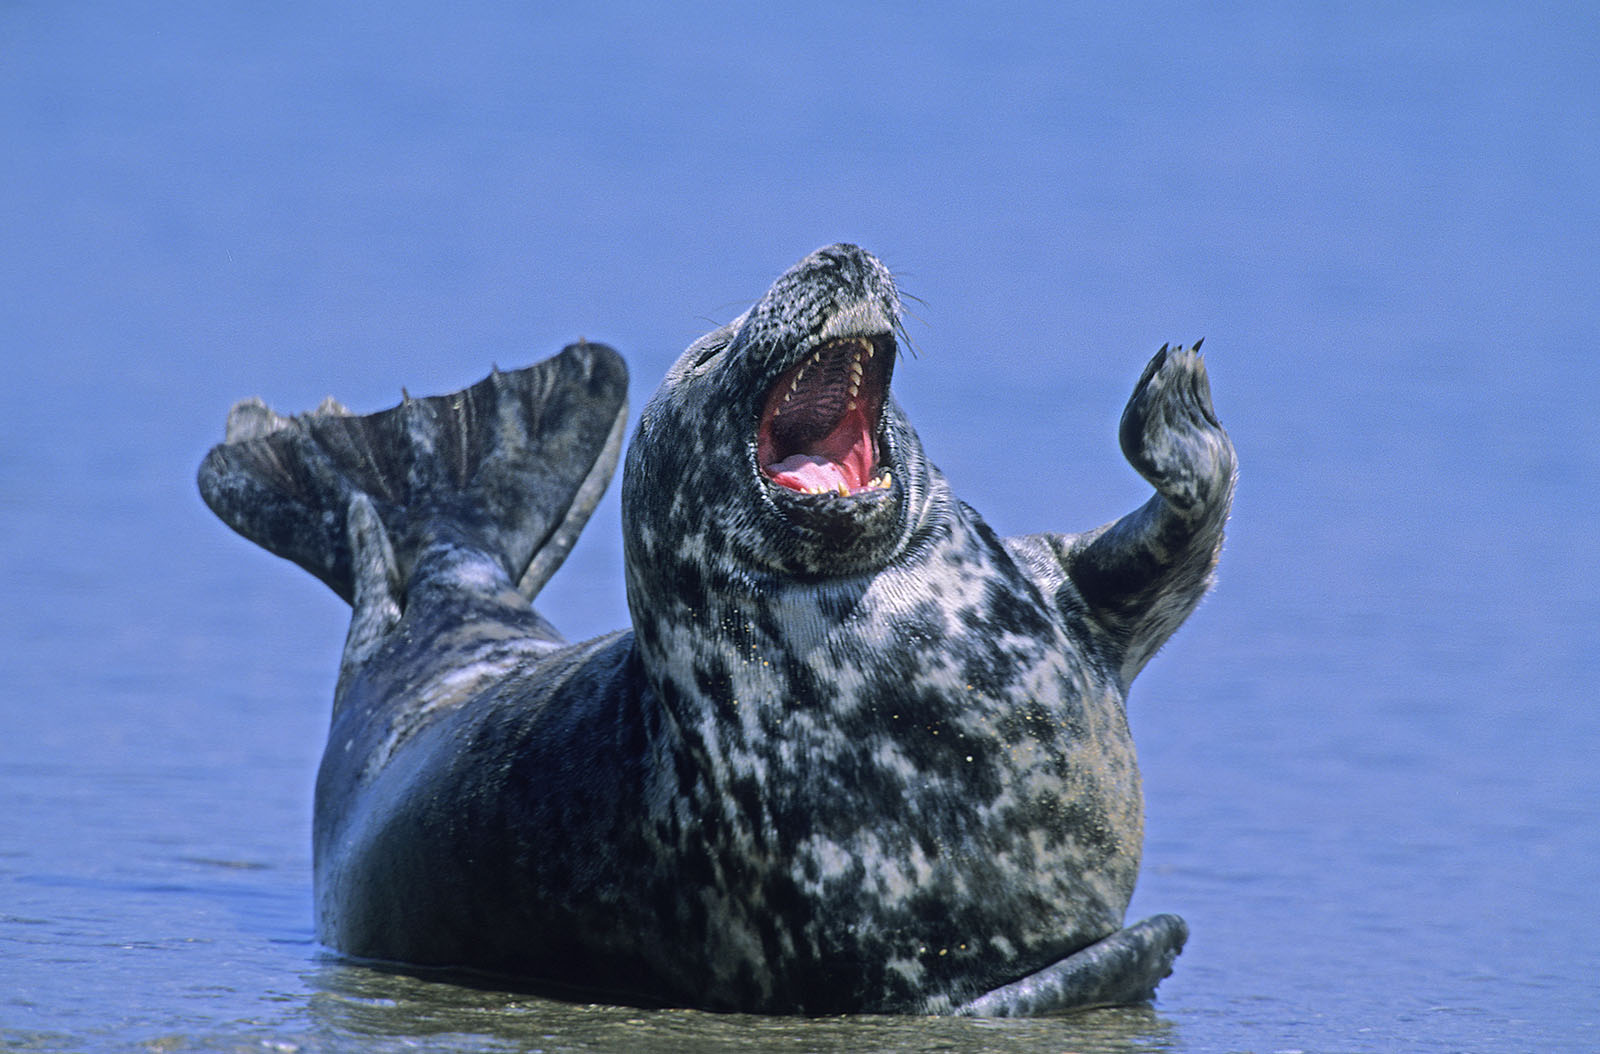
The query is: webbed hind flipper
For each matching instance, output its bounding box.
[951,914,1188,1017]
[197,342,628,606]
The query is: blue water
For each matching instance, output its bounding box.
[3,3,1596,1051]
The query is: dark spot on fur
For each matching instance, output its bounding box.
[893,598,946,645]
[995,699,1062,748]
[816,581,867,623]
[730,773,767,837]
[635,615,661,652]
[693,656,731,702]
[671,559,710,615]
[985,578,1053,639]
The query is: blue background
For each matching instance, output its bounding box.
[3,3,1596,1051]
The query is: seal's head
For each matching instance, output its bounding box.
[624,244,940,588]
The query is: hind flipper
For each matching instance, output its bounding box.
[516,375,627,600]
[197,342,629,605]
[951,914,1188,1017]
[199,395,366,601]
[339,493,403,680]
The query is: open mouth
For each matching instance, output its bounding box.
[757,336,893,496]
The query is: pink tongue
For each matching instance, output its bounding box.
[765,454,850,493]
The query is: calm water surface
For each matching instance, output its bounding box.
[3,3,1596,1052]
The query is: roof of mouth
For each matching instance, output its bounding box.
[757,336,891,496]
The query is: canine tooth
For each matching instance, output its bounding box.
[836,483,849,497]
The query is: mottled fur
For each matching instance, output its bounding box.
[197,245,1235,1015]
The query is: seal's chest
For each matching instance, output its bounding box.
[682,532,1111,775]
[688,581,1123,828]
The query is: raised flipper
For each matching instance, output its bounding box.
[197,342,628,607]
[1007,344,1236,686]
[952,914,1188,1017]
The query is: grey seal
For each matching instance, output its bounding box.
[197,243,1236,1015]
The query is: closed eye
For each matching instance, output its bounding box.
[689,335,730,374]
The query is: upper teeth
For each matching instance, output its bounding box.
[779,339,872,410]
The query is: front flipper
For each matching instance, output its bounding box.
[1115,341,1233,515]
[1008,345,1236,685]
[952,914,1188,1017]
